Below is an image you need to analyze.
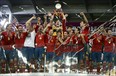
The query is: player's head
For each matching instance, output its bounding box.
[49,29,53,36]
[6,24,12,31]
[17,25,23,32]
[64,31,69,38]
[80,20,87,27]
[75,27,80,34]
[106,28,112,35]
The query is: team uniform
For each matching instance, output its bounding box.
[14,32,28,72]
[1,31,15,60]
[1,31,16,72]
[0,37,6,73]
[73,34,85,71]
[91,34,103,62]
[102,35,115,72]
[70,34,76,55]
[54,37,63,61]
[90,33,103,73]
[80,26,91,69]
[74,35,84,62]
[35,33,45,61]
[81,26,90,43]
[103,36,115,63]
[62,36,71,57]
[80,26,90,54]
[46,35,56,61]
[14,32,27,50]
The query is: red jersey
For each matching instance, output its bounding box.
[55,37,62,56]
[103,36,115,52]
[115,37,116,53]
[35,33,45,47]
[81,26,90,43]
[70,34,76,44]
[75,35,84,52]
[69,35,77,52]
[64,37,70,44]
[91,34,103,52]
[46,35,56,52]
[14,32,27,49]
[1,31,15,50]
[62,37,71,53]
[44,34,49,44]
[34,24,39,33]
[81,26,89,35]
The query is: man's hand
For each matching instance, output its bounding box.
[47,12,52,16]
[37,17,41,21]
[65,14,68,17]
[80,12,84,16]
[32,15,36,19]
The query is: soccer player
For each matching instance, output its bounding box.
[90,30,103,74]
[102,29,115,73]
[1,24,15,72]
[74,28,85,71]
[79,12,90,72]
[54,30,63,61]
[21,15,37,72]
[0,26,6,73]
[46,29,56,61]
[14,24,28,72]
[35,15,50,63]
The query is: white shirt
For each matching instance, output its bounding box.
[24,30,36,48]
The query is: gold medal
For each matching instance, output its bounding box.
[8,37,10,40]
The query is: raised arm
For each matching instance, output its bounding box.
[80,12,88,24]
[26,15,36,27]
[43,15,47,27]
[42,23,50,34]
[60,12,67,39]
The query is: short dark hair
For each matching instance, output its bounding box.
[106,28,111,33]
[64,31,69,34]
[17,24,23,28]
[81,20,87,24]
